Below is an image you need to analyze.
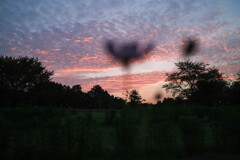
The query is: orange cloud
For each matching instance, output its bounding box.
[79,56,98,62]
[51,48,61,51]
[79,71,167,94]
[75,40,81,42]
[35,49,48,55]
[55,67,109,75]
[82,37,93,43]
[74,37,93,43]
[223,45,229,52]
[41,60,55,63]
[11,47,17,51]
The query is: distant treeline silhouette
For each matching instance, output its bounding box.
[0,56,126,108]
[0,55,239,108]
[162,59,240,106]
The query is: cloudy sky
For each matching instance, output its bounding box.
[1,0,240,103]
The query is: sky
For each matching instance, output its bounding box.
[1,0,240,103]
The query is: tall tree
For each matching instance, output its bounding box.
[70,84,83,108]
[229,71,240,105]
[31,82,66,107]
[87,85,111,109]
[0,56,53,107]
[163,59,224,101]
[128,89,143,104]
[190,79,227,106]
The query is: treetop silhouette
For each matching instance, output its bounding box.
[163,59,223,100]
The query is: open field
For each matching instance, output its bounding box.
[0,106,240,160]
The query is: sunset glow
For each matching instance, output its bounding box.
[1,0,240,103]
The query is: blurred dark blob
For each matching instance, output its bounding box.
[182,37,199,57]
[105,40,155,69]
[154,92,162,101]
[104,40,154,90]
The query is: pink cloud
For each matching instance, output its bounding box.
[51,48,61,51]
[35,49,49,55]
[11,47,17,51]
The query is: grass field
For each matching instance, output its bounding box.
[0,105,240,160]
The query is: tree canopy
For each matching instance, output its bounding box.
[0,56,125,108]
[163,59,227,104]
[124,89,144,105]
[163,59,223,100]
[0,56,53,106]
[0,56,53,91]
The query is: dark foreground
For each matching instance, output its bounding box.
[0,105,240,160]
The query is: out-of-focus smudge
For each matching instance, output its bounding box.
[104,40,154,69]
[182,37,199,57]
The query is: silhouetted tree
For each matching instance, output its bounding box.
[72,84,82,93]
[111,96,126,109]
[162,97,176,106]
[31,82,71,107]
[156,100,162,107]
[163,59,224,102]
[128,89,143,105]
[87,85,111,109]
[0,56,53,107]
[70,84,84,108]
[190,80,228,106]
[229,71,240,105]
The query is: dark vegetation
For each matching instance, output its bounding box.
[0,56,125,109]
[1,55,240,159]
[0,106,240,160]
[1,55,240,108]
[162,59,240,106]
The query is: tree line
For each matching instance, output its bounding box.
[0,56,127,108]
[0,55,240,108]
